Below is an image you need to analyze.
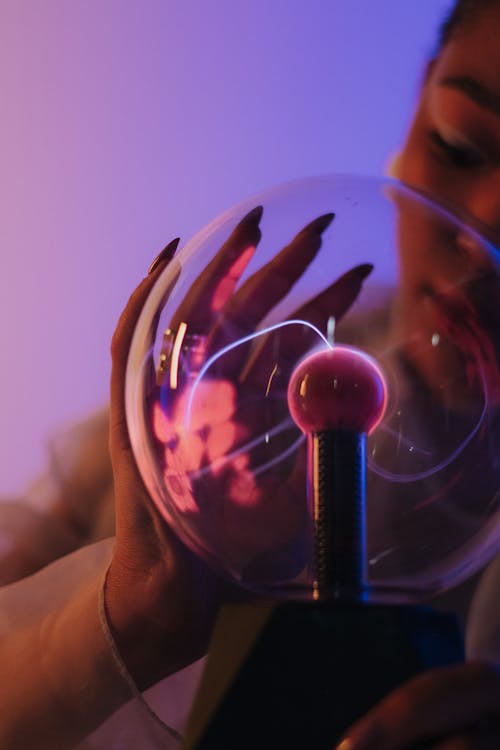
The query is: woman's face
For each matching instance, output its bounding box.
[398,4,500,237]
[391,4,500,407]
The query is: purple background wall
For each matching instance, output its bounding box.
[0,0,450,494]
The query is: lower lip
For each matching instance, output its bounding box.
[421,289,468,337]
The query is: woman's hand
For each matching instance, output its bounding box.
[104,207,372,690]
[106,238,227,690]
[336,661,500,750]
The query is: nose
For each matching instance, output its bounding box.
[462,173,500,245]
[455,229,495,273]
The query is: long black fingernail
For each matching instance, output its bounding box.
[240,205,264,226]
[307,212,335,234]
[355,263,374,280]
[148,237,181,275]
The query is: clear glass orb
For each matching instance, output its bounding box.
[126,174,500,603]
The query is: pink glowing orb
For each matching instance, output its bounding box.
[287,345,387,434]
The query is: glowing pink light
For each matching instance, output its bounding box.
[152,401,176,443]
[288,345,387,435]
[211,246,256,312]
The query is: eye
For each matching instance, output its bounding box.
[429,130,485,169]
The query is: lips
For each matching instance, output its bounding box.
[423,284,500,403]
[423,285,473,336]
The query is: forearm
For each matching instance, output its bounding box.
[0,540,131,749]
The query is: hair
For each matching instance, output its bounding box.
[437,0,500,50]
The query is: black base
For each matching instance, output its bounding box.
[184,602,464,749]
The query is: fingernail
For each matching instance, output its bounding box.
[240,205,264,226]
[355,263,374,280]
[307,212,335,234]
[148,237,181,275]
[335,721,380,750]
[336,739,354,750]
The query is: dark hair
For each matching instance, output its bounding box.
[438,0,499,49]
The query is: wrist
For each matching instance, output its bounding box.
[104,555,214,690]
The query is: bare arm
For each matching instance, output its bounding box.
[0,539,135,749]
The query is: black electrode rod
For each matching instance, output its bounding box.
[311,429,367,599]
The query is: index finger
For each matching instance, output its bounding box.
[206,212,335,372]
[220,212,335,334]
[169,205,263,333]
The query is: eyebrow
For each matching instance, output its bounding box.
[440,75,500,117]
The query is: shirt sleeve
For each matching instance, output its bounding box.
[24,407,115,542]
[0,408,114,585]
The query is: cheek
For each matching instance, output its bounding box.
[399,132,439,193]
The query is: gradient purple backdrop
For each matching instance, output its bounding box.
[0,0,450,494]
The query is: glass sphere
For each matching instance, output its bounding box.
[126,175,500,603]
